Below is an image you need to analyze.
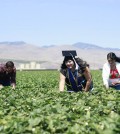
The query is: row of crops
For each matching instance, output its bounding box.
[0,70,120,133]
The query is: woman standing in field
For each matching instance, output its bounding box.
[0,61,16,90]
[102,52,120,90]
[59,50,93,92]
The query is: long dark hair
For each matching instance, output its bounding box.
[75,58,89,70]
[107,52,120,63]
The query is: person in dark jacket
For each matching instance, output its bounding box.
[0,61,16,90]
[59,50,93,92]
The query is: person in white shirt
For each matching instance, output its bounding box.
[102,52,120,90]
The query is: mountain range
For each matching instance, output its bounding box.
[0,41,120,69]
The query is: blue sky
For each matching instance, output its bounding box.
[0,0,120,48]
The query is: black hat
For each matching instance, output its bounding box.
[62,50,77,57]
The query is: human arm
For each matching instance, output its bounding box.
[83,67,92,92]
[11,68,16,89]
[111,81,120,86]
[11,83,16,89]
[102,63,109,89]
[59,73,66,92]
[0,84,4,90]
[0,65,4,89]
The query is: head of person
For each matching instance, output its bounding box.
[107,52,117,66]
[5,61,14,73]
[61,56,75,69]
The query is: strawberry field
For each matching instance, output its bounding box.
[0,70,120,134]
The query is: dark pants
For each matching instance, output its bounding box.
[0,80,11,86]
[110,84,120,90]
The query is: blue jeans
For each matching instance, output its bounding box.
[110,84,120,90]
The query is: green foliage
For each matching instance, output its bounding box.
[0,70,120,134]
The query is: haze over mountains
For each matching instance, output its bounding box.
[0,41,120,69]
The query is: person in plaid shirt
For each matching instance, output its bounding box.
[0,61,16,90]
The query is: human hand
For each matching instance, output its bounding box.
[0,85,4,90]
[11,84,16,90]
[82,88,88,92]
[111,82,118,86]
[103,84,109,89]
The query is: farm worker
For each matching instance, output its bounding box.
[102,52,120,90]
[0,61,16,90]
[59,50,93,92]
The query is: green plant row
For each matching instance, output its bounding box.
[0,70,120,134]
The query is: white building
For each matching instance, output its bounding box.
[19,64,25,69]
[25,64,30,69]
[36,64,41,69]
[30,62,36,69]
[18,61,41,70]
